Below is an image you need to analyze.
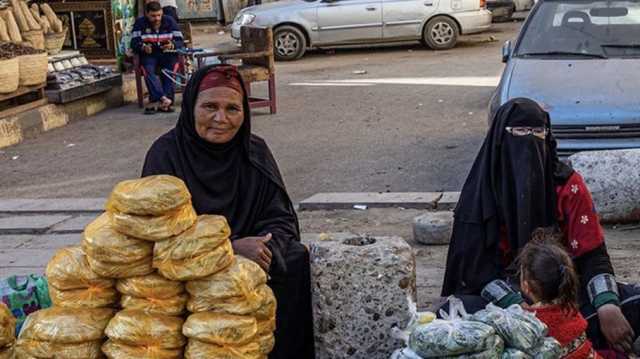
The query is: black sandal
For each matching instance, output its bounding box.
[144,107,157,115]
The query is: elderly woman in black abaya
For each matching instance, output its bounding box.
[442,98,640,355]
[142,65,315,359]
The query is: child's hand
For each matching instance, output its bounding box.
[598,304,635,353]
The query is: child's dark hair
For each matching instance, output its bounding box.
[518,227,579,312]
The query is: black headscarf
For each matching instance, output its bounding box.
[142,64,300,271]
[442,98,574,296]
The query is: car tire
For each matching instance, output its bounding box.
[273,25,307,61]
[422,16,459,50]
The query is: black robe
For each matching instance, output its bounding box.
[142,64,315,359]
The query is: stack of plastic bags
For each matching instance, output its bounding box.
[116,274,187,316]
[46,246,117,308]
[184,255,277,358]
[15,307,114,358]
[0,302,15,359]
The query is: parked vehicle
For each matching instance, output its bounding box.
[490,0,640,156]
[486,0,533,21]
[232,0,492,61]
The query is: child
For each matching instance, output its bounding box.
[518,229,607,359]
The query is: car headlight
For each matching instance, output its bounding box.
[235,13,256,26]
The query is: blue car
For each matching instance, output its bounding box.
[490,0,640,156]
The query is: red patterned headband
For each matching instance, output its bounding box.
[198,65,243,94]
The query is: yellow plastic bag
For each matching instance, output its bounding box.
[82,213,154,264]
[154,240,234,281]
[15,339,103,359]
[116,274,184,299]
[109,203,197,241]
[46,246,114,291]
[183,313,257,346]
[102,339,183,359]
[257,333,275,356]
[257,318,276,336]
[0,345,13,359]
[188,284,272,315]
[106,175,191,216]
[87,256,154,279]
[255,286,277,321]
[153,215,231,261]
[185,256,266,302]
[49,285,118,309]
[120,294,188,316]
[0,302,15,348]
[18,307,114,344]
[105,310,185,349]
[184,340,261,359]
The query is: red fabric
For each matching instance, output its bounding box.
[526,305,601,359]
[198,65,243,94]
[499,172,605,264]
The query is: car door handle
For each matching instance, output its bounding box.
[424,1,433,6]
[366,6,377,10]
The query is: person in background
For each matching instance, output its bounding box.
[158,0,178,21]
[131,1,183,114]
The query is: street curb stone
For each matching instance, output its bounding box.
[413,211,454,245]
[299,192,444,210]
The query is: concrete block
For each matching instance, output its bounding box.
[0,198,105,214]
[300,192,441,210]
[39,104,69,132]
[303,233,416,359]
[0,234,80,249]
[0,215,71,234]
[437,192,460,210]
[0,117,23,148]
[50,215,97,233]
[413,211,454,245]
[569,149,640,223]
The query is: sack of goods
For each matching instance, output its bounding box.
[153,215,234,281]
[83,213,154,279]
[46,246,117,308]
[103,310,186,359]
[183,257,277,359]
[0,303,15,359]
[106,176,197,241]
[116,274,187,316]
[15,307,114,359]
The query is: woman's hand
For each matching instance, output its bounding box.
[598,304,635,353]
[232,234,273,272]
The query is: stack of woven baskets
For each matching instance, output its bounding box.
[0,42,47,94]
[0,0,66,54]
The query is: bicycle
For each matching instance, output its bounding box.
[161,47,204,91]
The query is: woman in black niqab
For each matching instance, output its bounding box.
[441,98,574,297]
[142,64,315,359]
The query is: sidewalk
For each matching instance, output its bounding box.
[1,198,639,309]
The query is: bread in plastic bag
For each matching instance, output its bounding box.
[46,246,114,291]
[183,313,257,346]
[109,203,197,241]
[255,286,277,321]
[0,302,15,348]
[82,213,154,264]
[502,348,530,359]
[257,318,276,336]
[257,333,275,355]
[185,256,266,302]
[105,310,185,349]
[187,282,269,314]
[530,337,562,359]
[0,345,13,359]
[438,335,504,358]
[184,339,261,359]
[153,215,231,261]
[106,175,191,216]
[15,339,103,359]
[18,307,114,344]
[87,256,154,279]
[102,339,183,359]
[120,293,188,316]
[49,285,118,309]
[116,273,184,299]
[409,297,496,357]
[471,304,548,352]
[154,240,234,281]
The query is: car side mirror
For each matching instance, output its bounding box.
[502,40,512,63]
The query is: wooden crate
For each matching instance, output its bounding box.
[0,85,47,118]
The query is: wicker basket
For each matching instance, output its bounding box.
[0,57,20,94]
[45,29,67,55]
[22,30,45,50]
[18,52,48,86]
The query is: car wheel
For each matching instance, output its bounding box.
[273,26,306,61]
[422,16,459,50]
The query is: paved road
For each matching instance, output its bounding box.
[0,21,523,202]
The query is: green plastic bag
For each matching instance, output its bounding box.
[0,275,52,335]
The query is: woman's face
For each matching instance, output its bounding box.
[194,86,244,144]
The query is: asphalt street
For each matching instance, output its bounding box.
[0,21,524,202]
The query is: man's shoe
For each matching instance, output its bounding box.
[144,107,157,115]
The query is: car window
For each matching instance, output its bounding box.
[516,0,640,58]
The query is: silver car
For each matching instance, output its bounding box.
[232,0,492,60]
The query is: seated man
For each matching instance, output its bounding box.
[131,1,184,114]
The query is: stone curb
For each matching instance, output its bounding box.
[299,192,460,211]
[0,198,106,214]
